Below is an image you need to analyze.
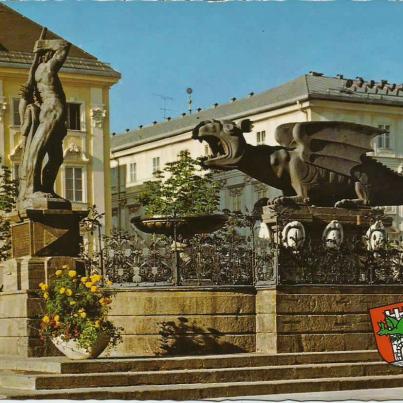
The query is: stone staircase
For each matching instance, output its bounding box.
[0,350,402,400]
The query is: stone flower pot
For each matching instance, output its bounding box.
[131,214,228,238]
[52,333,110,360]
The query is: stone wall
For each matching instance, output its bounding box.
[256,285,403,353]
[107,287,256,356]
[0,290,57,357]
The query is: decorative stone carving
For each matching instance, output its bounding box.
[322,220,344,250]
[64,142,89,163]
[366,220,387,252]
[90,106,106,129]
[0,97,6,122]
[228,186,243,197]
[281,221,305,250]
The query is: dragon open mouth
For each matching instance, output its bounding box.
[199,135,229,160]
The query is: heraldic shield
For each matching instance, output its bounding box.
[370,302,403,366]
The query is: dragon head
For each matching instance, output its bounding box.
[192,119,252,170]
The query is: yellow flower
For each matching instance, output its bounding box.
[81,276,88,283]
[39,283,48,291]
[106,280,113,286]
[69,300,76,306]
[55,270,63,277]
[43,292,49,300]
[68,270,77,278]
[59,287,66,295]
[78,308,85,312]
[65,288,73,296]
[91,274,102,283]
[54,314,60,322]
[42,315,50,324]
[95,320,101,328]
[90,286,98,293]
[85,281,93,288]
[79,312,87,319]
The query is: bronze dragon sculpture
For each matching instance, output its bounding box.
[192,119,403,208]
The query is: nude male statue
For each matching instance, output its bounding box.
[18,31,71,209]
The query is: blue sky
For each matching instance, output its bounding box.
[5,1,403,133]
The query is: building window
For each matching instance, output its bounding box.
[377,125,391,149]
[152,157,160,174]
[65,167,83,202]
[128,162,137,183]
[256,187,267,200]
[12,98,21,126]
[257,130,266,145]
[13,163,20,181]
[229,188,243,212]
[66,103,81,131]
[231,193,242,212]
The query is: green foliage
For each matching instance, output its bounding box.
[136,151,221,217]
[0,164,18,261]
[38,266,122,351]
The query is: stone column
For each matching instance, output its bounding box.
[90,87,107,224]
[0,80,7,162]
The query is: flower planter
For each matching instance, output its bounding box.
[131,214,227,237]
[52,333,110,360]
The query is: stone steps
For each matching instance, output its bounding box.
[0,361,398,391]
[0,350,381,374]
[0,351,399,400]
[3,374,403,400]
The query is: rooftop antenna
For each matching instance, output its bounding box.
[186,88,193,115]
[153,93,174,119]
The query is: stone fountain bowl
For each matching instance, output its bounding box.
[131,214,228,237]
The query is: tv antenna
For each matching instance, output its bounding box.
[153,93,174,119]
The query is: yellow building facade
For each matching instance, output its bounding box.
[0,4,120,230]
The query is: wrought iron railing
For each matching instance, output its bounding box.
[81,212,403,287]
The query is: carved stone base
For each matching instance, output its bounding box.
[16,195,71,212]
[1,256,85,293]
[0,207,87,357]
[8,209,87,258]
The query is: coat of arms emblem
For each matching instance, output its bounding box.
[370,303,403,365]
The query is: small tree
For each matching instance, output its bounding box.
[0,164,18,261]
[137,151,221,217]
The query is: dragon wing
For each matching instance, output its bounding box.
[275,121,385,176]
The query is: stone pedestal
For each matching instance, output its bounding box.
[0,207,87,357]
[256,285,403,354]
[256,205,399,354]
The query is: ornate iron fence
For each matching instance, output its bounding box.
[81,211,403,287]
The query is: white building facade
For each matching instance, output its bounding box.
[111,73,403,240]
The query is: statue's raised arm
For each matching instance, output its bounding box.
[33,39,70,73]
